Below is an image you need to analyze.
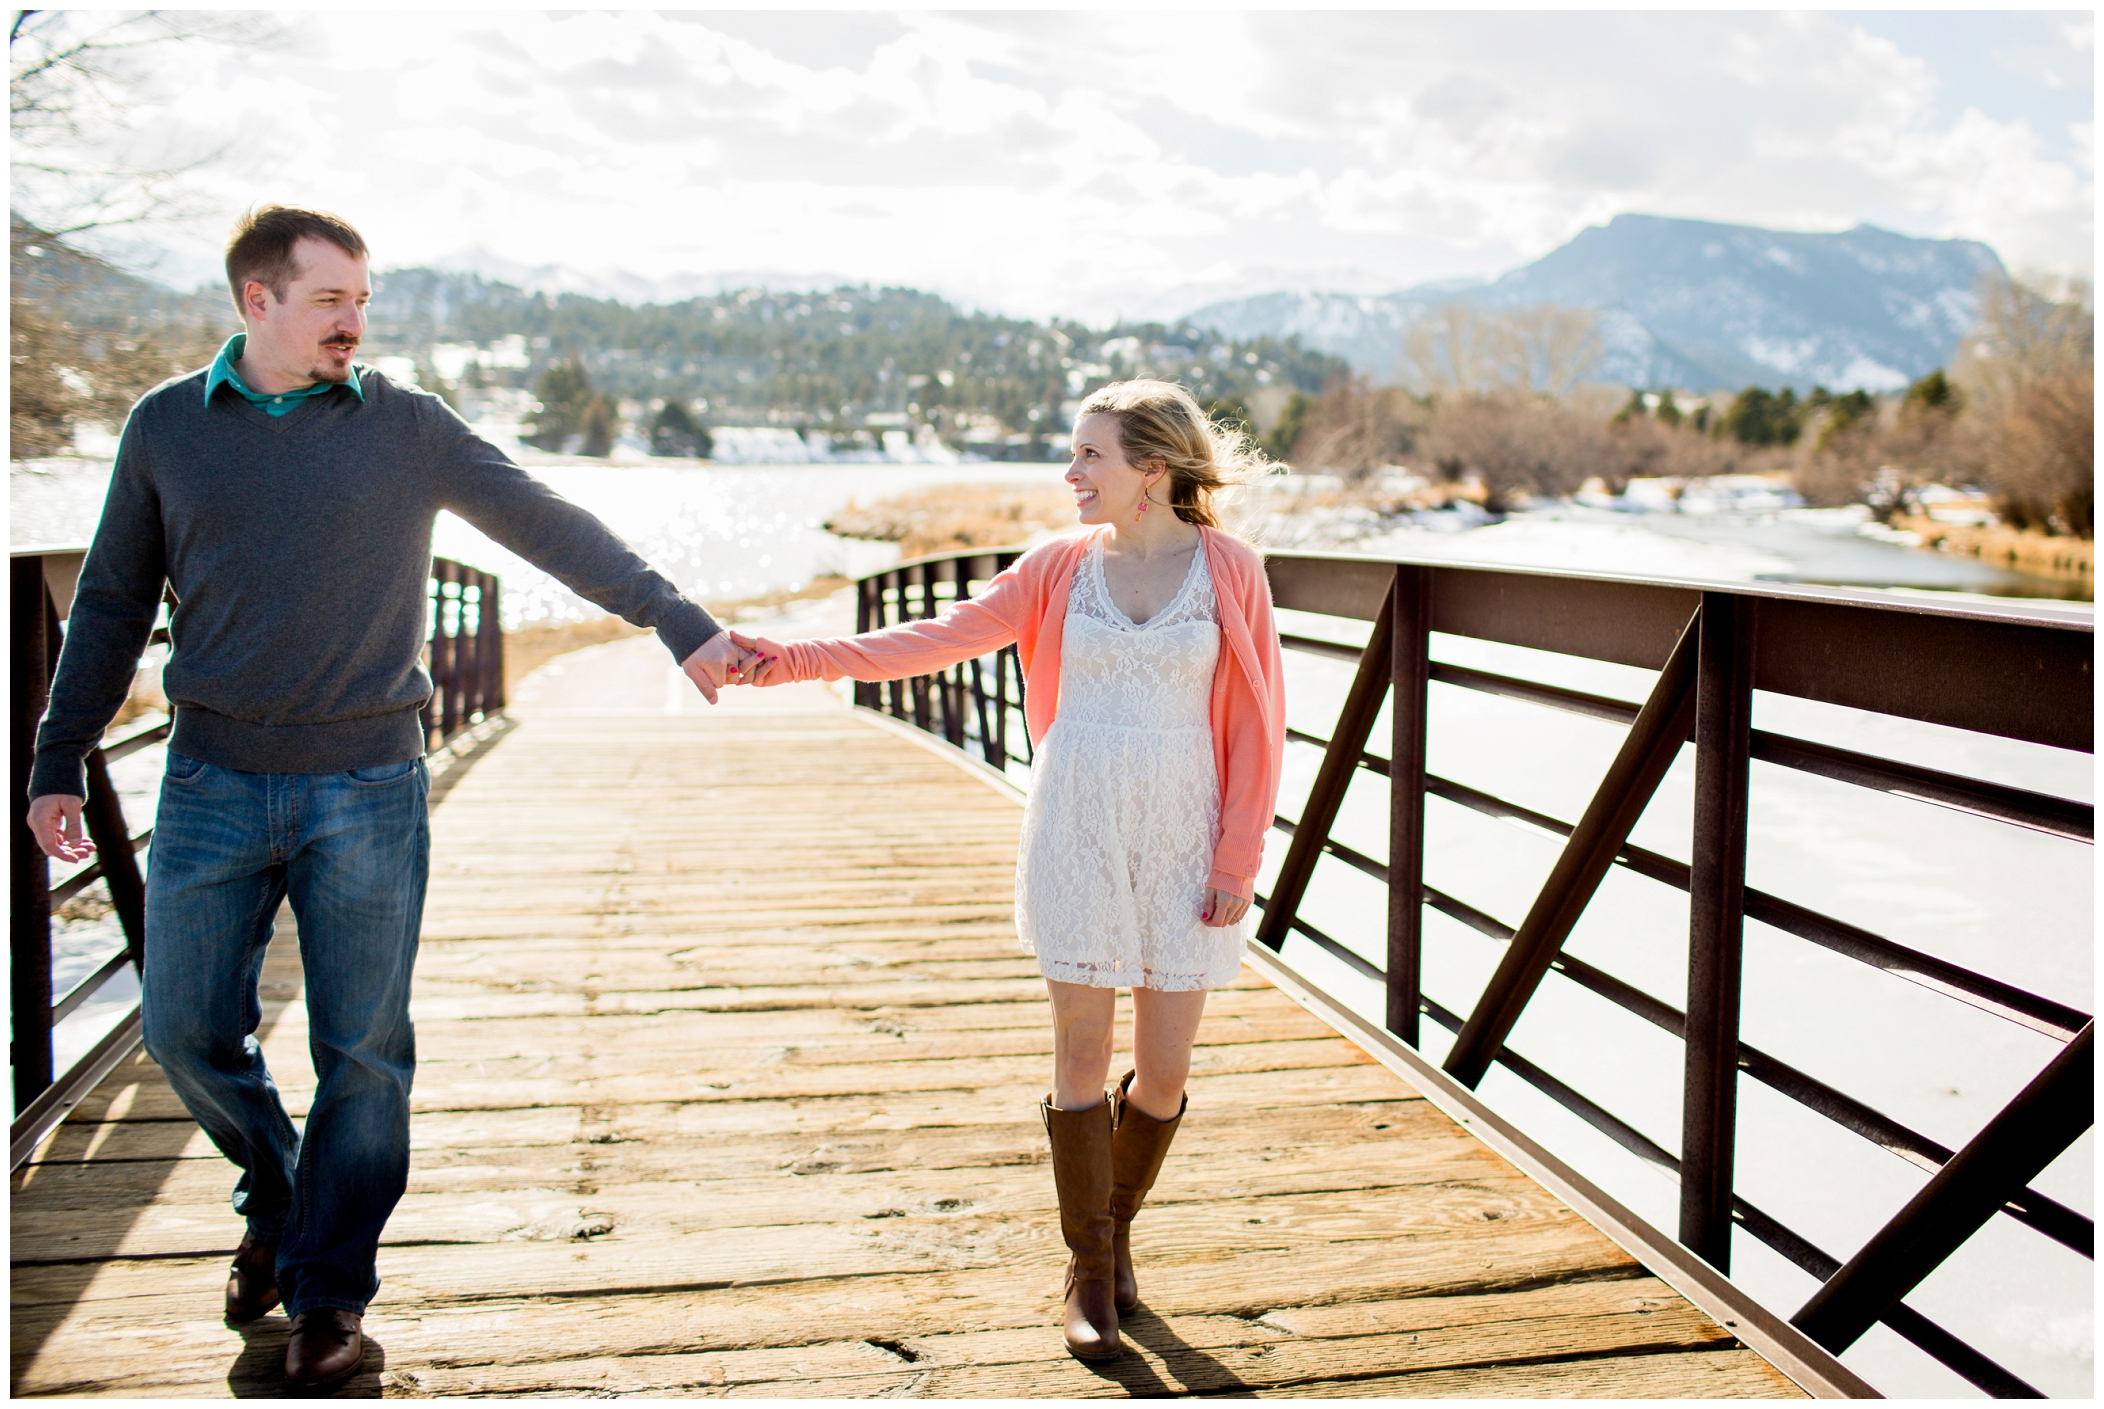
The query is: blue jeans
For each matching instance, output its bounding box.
[141,751,428,1318]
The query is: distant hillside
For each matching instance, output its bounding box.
[1184,215,2005,393]
[424,247,855,306]
[10,221,235,456]
[11,218,233,336]
[363,269,1347,439]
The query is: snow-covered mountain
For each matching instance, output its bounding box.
[1183,215,2005,392]
[426,248,853,305]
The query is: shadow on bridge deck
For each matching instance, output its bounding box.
[11,631,1801,1398]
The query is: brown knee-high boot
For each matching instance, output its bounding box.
[1041,1094,1121,1360]
[1109,1070,1185,1314]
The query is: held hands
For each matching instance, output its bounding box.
[1201,886,1250,929]
[723,630,789,687]
[678,631,789,702]
[679,632,761,704]
[27,795,95,863]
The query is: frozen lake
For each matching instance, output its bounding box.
[11,455,1074,629]
[11,454,2093,1396]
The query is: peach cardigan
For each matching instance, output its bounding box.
[765,527,1287,899]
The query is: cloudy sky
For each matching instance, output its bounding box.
[41,9,2096,321]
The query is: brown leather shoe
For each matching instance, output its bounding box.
[1042,1093,1120,1361]
[224,1230,280,1323]
[1109,1070,1186,1314]
[284,1308,365,1389]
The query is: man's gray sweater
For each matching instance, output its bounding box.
[30,368,721,798]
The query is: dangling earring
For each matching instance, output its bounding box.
[1134,495,1148,523]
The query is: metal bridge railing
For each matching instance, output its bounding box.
[8,547,502,1165]
[854,544,2094,1399]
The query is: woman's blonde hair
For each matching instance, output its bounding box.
[1076,379,1271,532]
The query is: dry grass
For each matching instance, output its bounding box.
[709,574,852,623]
[1891,515,2094,586]
[824,484,1076,559]
[500,576,853,694]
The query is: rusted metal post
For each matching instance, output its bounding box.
[420,568,441,746]
[1255,583,1396,953]
[80,750,147,976]
[1444,610,1702,1089]
[1387,565,1431,1045]
[430,569,447,742]
[884,572,907,723]
[1794,1022,2094,1354]
[907,565,932,733]
[995,645,1014,769]
[12,557,55,1114]
[944,556,969,747]
[456,577,482,725]
[1681,592,1755,1271]
[443,567,467,740]
[854,576,876,710]
[480,571,506,713]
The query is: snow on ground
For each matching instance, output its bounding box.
[1347,515,1796,581]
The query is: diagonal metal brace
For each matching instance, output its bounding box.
[1444,607,1703,1089]
[1793,1021,2094,1356]
[1255,581,1396,952]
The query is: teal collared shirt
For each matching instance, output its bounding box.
[204,334,365,417]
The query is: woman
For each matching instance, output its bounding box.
[732,380,1286,1361]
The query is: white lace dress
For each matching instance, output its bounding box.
[1014,536,1248,991]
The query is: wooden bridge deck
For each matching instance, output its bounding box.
[12,640,1802,1398]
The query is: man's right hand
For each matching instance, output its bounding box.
[725,631,788,686]
[680,632,759,705]
[27,795,96,863]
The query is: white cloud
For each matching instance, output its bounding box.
[41,10,2092,318]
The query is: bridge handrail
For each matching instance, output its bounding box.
[850,541,2093,1399]
[8,546,503,1165]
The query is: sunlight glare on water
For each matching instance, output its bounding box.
[429,460,1069,624]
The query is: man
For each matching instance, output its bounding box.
[25,205,749,1389]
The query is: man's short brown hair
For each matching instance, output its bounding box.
[224,204,368,306]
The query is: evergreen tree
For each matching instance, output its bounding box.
[649,398,712,457]
[1654,390,1683,427]
[1612,388,1647,424]
[579,394,616,457]
[1721,386,1804,446]
[1807,385,1874,450]
[527,359,595,450]
[1904,369,1961,415]
[1264,391,1313,463]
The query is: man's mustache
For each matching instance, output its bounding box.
[321,334,361,348]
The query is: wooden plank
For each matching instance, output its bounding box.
[25,1065,1413,1163]
[16,1278,1742,1404]
[42,1024,1370,1132]
[15,1170,1572,1268]
[14,1096,1458,1209]
[9,703,1801,1399]
[17,1283,1763,1397]
[14,1279,1788,1399]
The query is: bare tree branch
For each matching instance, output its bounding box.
[1396,301,1604,399]
[10,8,276,244]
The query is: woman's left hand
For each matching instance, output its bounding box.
[1201,887,1249,928]
[725,629,788,686]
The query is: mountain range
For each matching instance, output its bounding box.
[1181,215,2005,393]
[426,248,856,308]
